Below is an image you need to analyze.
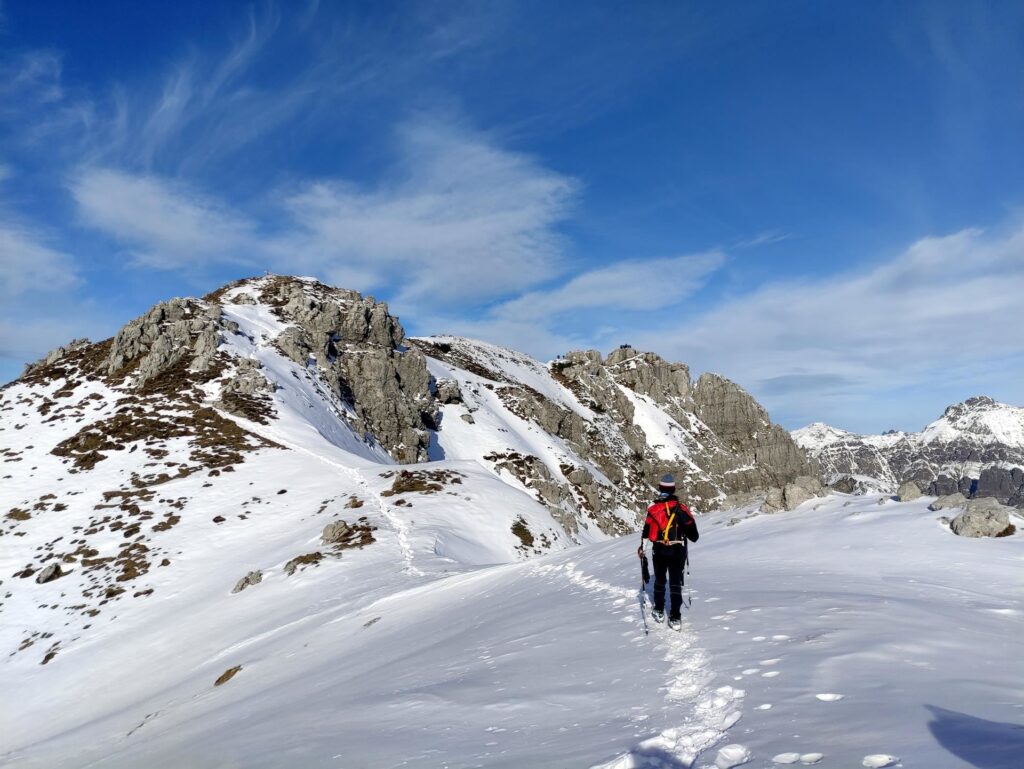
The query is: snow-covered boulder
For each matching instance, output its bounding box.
[761,487,785,513]
[231,571,263,594]
[949,499,1015,538]
[760,475,824,512]
[783,475,824,510]
[929,492,967,511]
[896,480,922,502]
[830,475,858,494]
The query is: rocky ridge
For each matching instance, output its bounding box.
[411,337,818,521]
[11,276,817,542]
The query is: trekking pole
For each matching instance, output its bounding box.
[638,550,650,636]
[682,544,692,610]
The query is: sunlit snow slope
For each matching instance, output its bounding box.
[4,493,1022,768]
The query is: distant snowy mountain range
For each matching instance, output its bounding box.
[793,396,1024,505]
[3,275,1021,768]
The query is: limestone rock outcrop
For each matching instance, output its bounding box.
[929,493,967,512]
[897,481,922,502]
[416,338,822,526]
[950,499,1016,538]
[249,277,436,463]
[104,298,227,385]
[231,571,263,594]
[694,373,818,490]
[24,338,92,376]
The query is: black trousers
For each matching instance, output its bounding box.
[652,543,687,620]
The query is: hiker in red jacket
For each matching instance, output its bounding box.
[637,474,699,630]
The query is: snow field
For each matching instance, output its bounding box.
[688,494,1022,769]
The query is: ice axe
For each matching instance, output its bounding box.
[638,549,650,635]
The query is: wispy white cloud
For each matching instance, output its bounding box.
[0,214,98,381]
[407,250,726,361]
[0,220,78,297]
[275,119,577,304]
[733,230,793,249]
[0,50,64,112]
[491,251,725,322]
[636,221,1024,417]
[69,118,578,302]
[70,168,257,268]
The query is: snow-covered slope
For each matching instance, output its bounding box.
[794,397,1024,504]
[4,492,1021,768]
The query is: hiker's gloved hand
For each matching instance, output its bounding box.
[637,545,644,558]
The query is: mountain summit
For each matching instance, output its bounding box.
[793,396,1024,504]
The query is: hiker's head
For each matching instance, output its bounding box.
[657,474,675,498]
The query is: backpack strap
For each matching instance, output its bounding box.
[662,501,675,543]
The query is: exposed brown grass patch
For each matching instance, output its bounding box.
[511,516,534,549]
[379,468,464,496]
[214,665,242,686]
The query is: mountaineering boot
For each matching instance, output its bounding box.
[652,608,665,623]
[667,617,681,632]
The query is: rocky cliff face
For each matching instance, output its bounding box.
[217,276,436,463]
[692,373,818,491]
[794,396,1024,507]
[411,339,819,523]
[22,276,436,465]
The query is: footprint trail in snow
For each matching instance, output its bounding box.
[547,562,744,769]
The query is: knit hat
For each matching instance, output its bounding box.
[657,474,676,493]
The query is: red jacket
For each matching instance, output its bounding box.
[643,497,699,544]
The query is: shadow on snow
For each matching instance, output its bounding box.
[926,705,1024,769]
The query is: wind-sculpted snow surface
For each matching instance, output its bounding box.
[4,491,1020,768]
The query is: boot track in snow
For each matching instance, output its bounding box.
[532,561,741,769]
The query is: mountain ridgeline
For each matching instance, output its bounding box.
[13,275,813,532]
[793,396,1024,508]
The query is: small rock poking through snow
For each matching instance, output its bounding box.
[715,744,751,768]
[862,755,899,768]
[799,753,824,764]
[772,754,800,764]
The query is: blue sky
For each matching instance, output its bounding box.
[1,0,1023,433]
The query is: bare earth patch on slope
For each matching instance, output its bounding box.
[379,468,465,497]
